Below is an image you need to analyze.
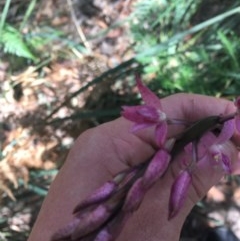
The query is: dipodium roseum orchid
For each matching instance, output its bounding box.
[184,119,235,174]
[202,119,235,174]
[122,75,168,147]
[51,76,240,241]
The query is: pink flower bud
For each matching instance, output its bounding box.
[168,170,192,220]
[73,181,117,213]
[143,149,170,189]
[72,205,110,240]
[123,178,146,212]
[51,218,80,241]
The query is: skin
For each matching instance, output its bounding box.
[28,93,240,241]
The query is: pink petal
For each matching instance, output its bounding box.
[121,105,145,123]
[143,150,170,189]
[221,153,232,174]
[137,105,159,121]
[155,122,168,147]
[235,115,240,133]
[168,170,192,220]
[200,131,216,146]
[197,132,218,158]
[131,123,155,132]
[123,178,146,212]
[122,105,159,124]
[135,74,162,109]
[217,119,235,144]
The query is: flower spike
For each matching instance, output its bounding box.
[51,79,240,241]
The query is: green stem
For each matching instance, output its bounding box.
[0,0,12,36]
[45,58,139,121]
[171,115,220,158]
[20,0,37,31]
[171,112,236,159]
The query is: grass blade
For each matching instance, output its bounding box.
[137,6,240,58]
[20,0,37,31]
[0,0,12,35]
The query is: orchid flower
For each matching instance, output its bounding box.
[122,75,168,147]
[199,119,235,173]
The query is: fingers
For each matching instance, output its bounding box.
[161,93,236,136]
[115,93,239,164]
[120,93,238,148]
[162,93,235,119]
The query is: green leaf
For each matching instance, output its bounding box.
[0,24,36,60]
[217,30,239,68]
[136,6,240,58]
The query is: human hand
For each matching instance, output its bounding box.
[28,93,240,241]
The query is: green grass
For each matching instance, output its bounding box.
[130,0,240,97]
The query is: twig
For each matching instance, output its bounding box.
[46,109,120,125]
[45,58,139,121]
[66,0,92,53]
